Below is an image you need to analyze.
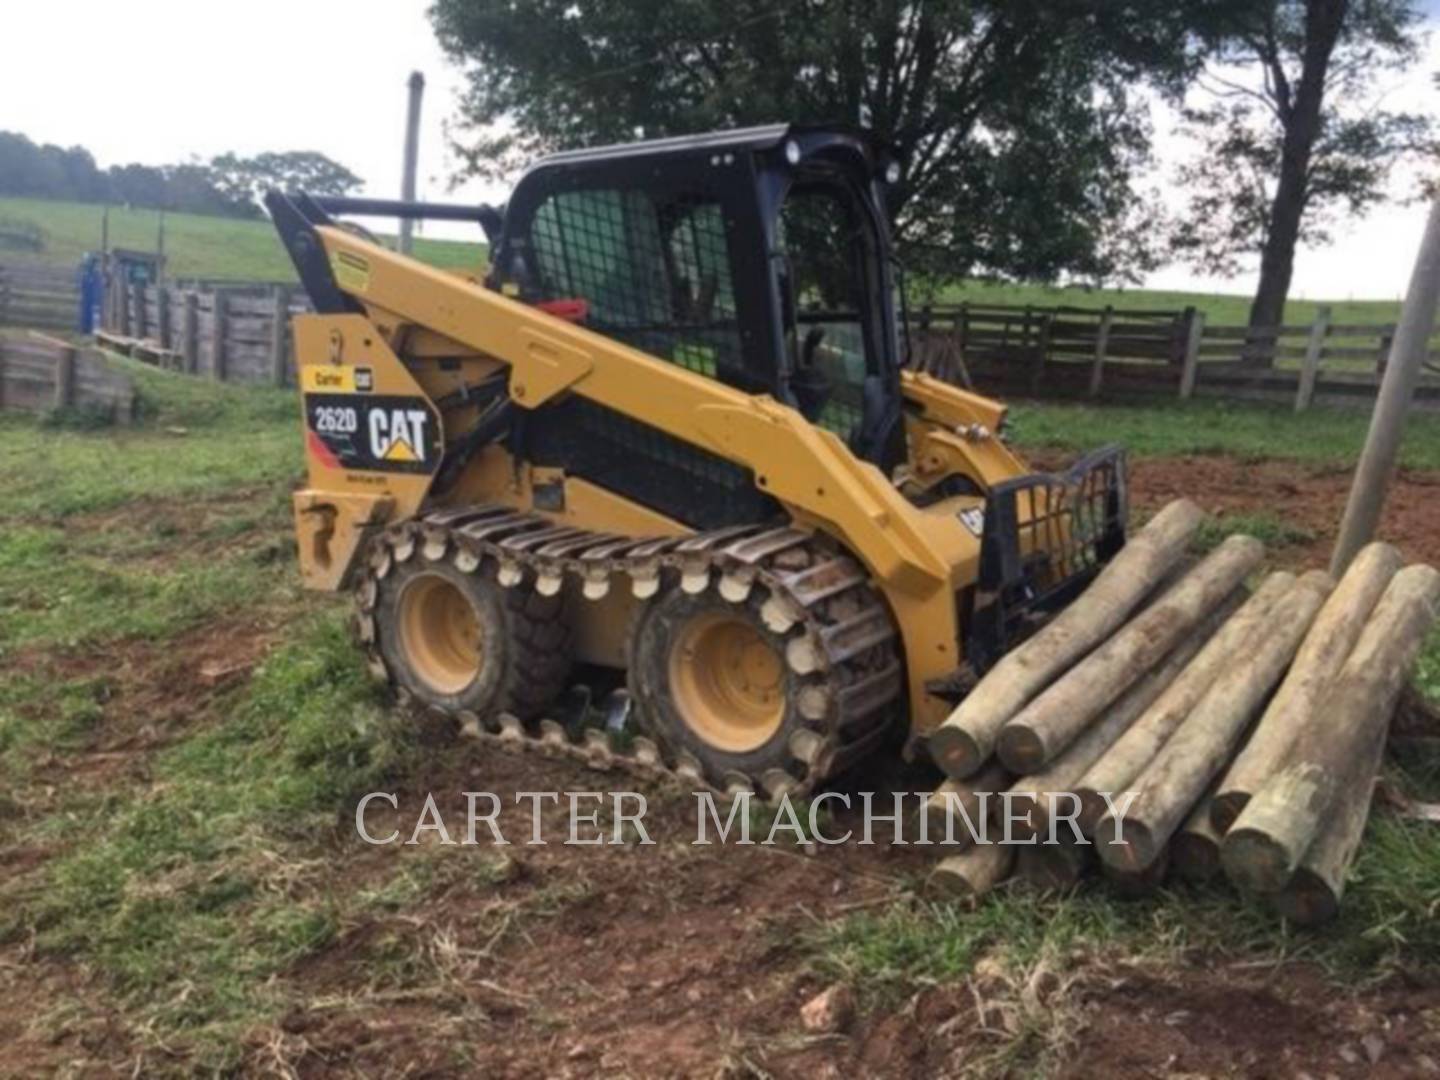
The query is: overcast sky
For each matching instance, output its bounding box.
[4,0,1437,301]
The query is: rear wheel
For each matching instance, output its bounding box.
[373,554,572,719]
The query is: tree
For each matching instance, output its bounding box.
[208,150,363,212]
[430,0,1242,285]
[1170,0,1432,333]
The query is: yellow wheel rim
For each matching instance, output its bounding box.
[397,574,482,695]
[670,611,785,753]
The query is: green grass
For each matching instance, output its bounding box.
[1008,397,1440,471]
[8,616,401,1065]
[0,196,487,281]
[0,353,299,518]
[0,353,1436,1071]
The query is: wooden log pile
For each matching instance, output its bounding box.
[922,501,1440,925]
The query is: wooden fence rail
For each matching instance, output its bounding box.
[0,260,80,333]
[912,302,1440,410]
[0,332,136,421]
[101,279,311,385]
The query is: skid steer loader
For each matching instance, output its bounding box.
[267,124,1126,798]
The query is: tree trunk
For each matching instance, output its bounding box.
[1095,571,1332,874]
[1221,565,1440,894]
[1074,572,1296,833]
[1246,0,1350,343]
[996,535,1264,774]
[929,499,1203,778]
[1212,542,1399,831]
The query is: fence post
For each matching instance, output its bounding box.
[182,291,199,374]
[269,285,290,386]
[134,284,149,340]
[0,266,8,326]
[1088,305,1114,398]
[1376,328,1394,376]
[117,275,131,337]
[1294,305,1331,413]
[157,286,172,352]
[1179,308,1206,399]
[210,289,228,380]
[54,343,76,409]
[1028,313,1052,393]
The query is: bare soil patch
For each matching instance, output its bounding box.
[1127,455,1440,569]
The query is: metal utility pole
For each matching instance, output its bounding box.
[1331,196,1440,576]
[399,70,425,254]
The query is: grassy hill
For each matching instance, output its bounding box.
[0,196,487,282]
[0,196,1403,326]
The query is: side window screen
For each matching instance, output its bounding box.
[779,187,871,440]
[528,188,744,384]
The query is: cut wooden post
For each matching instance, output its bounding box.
[1095,571,1333,874]
[1075,571,1297,835]
[1179,309,1206,399]
[1271,711,1387,925]
[1173,795,1224,883]
[928,843,1014,900]
[1294,305,1331,412]
[210,289,228,380]
[915,761,1010,846]
[53,343,76,409]
[1088,306,1114,398]
[1212,542,1402,832]
[182,290,199,374]
[1103,847,1170,898]
[929,499,1204,779]
[1004,592,1242,840]
[996,534,1265,774]
[1015,836,1093,891]
[269,285,290,386]
[1221,565,1440,894]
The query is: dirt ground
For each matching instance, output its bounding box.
[4,453,1440,1078]
[1125,455,1440,569]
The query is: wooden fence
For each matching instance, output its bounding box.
[0,260,79,333]
[101,278,311,385]
[912,302,1440,410]
[0,332,136,421]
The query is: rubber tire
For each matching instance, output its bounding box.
[375,556,572,719]
[629,587,809,782]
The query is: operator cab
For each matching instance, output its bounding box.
[488,125,907,472]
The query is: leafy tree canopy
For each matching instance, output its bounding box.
[1169,0,1433,328]
[431,0,1245,285]
[0,132,364,220]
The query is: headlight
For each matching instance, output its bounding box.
[884,159,902,184]
[784,139,802,165]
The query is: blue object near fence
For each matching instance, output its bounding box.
[78,253,104,333]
